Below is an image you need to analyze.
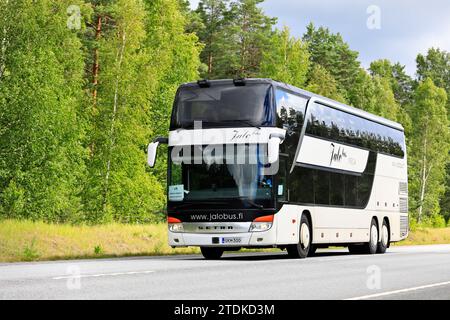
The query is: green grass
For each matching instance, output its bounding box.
[0,220,449,262]
[393,227,450,246]
[0,220,200,262]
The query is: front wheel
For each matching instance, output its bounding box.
[287,215,312,259]
[200,247,224,260]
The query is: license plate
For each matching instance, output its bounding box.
[221,237,242,244]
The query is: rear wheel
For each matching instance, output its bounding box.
[200,247,224,260]
[367,219,379,254]
[308,245,317,257]
[287,215,311,259]
[348,218,378,255]
[377,220,390,254]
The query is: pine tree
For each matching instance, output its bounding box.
[370,59,414,107]
[194,0,230,78]
[305,64,346,103]
[218,0,276,78]
[0,0,87,222]
[303,23,360,102]
[259,26,310,88]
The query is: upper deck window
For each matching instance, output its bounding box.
[306,102,405,158]
[171,83,273,129]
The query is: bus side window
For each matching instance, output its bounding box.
[277,156,288,202]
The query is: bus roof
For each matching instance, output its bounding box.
[180,78,405,132]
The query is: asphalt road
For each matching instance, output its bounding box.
[1,245,450,300]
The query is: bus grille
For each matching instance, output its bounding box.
[399,197,408,213]
[399,182,408,195]
[400,216,409,236]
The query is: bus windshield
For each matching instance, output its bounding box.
[168,145,274,209]
[171,83,273,129]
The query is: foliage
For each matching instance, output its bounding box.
[303,23,360,103]
[408,79,449,222]
[0,0,449,228]
[0,0,87,223]
[305,64,346,103]
[260,26,310,88]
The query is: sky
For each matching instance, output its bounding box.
[188,0,450,76]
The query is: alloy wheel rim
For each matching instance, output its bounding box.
[382,225,389,246]
[371,225,378,247]
[300,223,310,249]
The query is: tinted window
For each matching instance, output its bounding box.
[314,170,330,205]
[172,84,273,129]
[344,175,358,207]
[330,173,345,206]
[276,89,308,131]
[287,152,377,208]
[276,89,309,167]
[290,166,314,204]
[306,102,405,157]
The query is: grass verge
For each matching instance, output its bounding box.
[393,227,450,246]
[0,220,449,262]
[0,220,199,262]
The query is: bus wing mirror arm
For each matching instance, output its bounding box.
[147,137,168,168]
[268,132,286,164]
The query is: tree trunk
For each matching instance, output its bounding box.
[102,31,127,213]
[0,1,8,80]
[418,133,428,222]
[92,15,102,105]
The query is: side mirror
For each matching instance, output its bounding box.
[147,137,168,168]
[267,133,285,164]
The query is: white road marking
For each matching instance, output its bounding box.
[346,280,450,300]
[52,270,155,280]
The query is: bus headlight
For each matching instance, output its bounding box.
[249,215,274,232]
[249,222,273,232]
[168,217,184,233]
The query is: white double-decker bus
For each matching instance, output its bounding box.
[148,79,409,259]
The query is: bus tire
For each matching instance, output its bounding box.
[365,218,379,254]
[308,245,317,257]
[377,220,390,254]
[287,215,311,259]
[200,247,224,260]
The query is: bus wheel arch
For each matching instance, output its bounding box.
[287,211,313,259]
[302,210,317,256]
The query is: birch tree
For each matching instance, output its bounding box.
[409,79,449,222]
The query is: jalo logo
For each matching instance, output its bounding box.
[330,143,347,165]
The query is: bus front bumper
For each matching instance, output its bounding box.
[168,227,277,248]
